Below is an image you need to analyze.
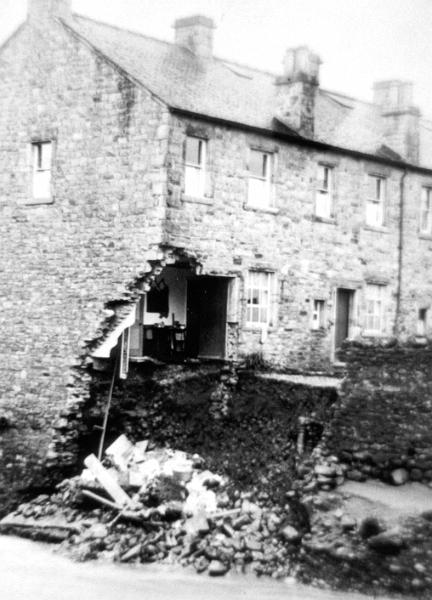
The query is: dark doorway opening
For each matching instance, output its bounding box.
[186,277,229,359]
[334,288,354,360]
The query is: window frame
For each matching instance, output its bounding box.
[315,164,334,219]
[311,299,326,330]
[245,270,275,328]
[184,135,207,199]
[365,175,386,227]
[31,140,53,202]
[417,308,428,336]
[420,187,432,235]
[364,283,386,336]
[247,149,274,209]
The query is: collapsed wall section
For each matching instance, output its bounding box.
[84,364,337,500]
[322,339,432,483]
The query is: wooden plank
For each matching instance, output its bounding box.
[84,454,131,507]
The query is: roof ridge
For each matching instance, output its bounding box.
[73,13,278,79]
[72,13,387,111]
[321,88,376,108]
[72,13,174,48]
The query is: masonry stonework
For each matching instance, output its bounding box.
[1,4,432,512]
[166,115,432,369]
[323,340,432,483]
[0,17,168,512]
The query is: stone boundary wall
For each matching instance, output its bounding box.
[322,339,432,484]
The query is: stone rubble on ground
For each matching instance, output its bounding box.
[0,435,304,579]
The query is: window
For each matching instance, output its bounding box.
[32,141,52,200]
[315,165,333,219]
[420,187,432,234]
[365,284,386,335]
[417,308,428,336]
[246,271,274,326]
[184,136,206,197]
[366,175,385,227]
[247,149,273,208]
[311,299,326,330]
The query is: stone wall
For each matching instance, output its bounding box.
[322,339,432,483]
[0,18,168,513]
[165,114,432,371]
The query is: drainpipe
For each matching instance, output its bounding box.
[395,169,407,336]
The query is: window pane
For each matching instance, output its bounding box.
[317,165,330,191]
[246,271,273,325]
[185,165,204,197]
[250,150,266,178]
[185,137,202,166]
[40,142,52,170]
[248,177,267,206]
[365,285,386,333]
[33,171,51,199]
[316,191,331,218]
[421,188,431,233]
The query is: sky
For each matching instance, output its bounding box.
[1,0,431,117]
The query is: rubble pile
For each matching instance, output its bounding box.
[297,491,432,596]
[296,448,347,494]
[1,435,308,579]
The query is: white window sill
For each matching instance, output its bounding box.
[243,203,278,214]
[419,232,432,241]
[362,331,386,338]
[21,197,54,206]
[313,215,336,224]
[363,224,389,233]
[183,195,212,205]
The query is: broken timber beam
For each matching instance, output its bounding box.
[84,454,131,507]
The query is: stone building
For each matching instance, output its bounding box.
[1,0,432,508]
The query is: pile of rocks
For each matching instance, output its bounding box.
[0,436,309,579]
[296,449,346,493]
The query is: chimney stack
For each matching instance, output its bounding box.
[173,15,215,59]
[275,46,321,137]
[28,0,72,23]
[373,80,420,163]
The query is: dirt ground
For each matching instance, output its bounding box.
[0,534,396,600]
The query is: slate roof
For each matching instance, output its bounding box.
[70,15,432,169]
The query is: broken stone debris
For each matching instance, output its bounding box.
[1,435,303,579]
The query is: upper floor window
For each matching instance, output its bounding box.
[32,141,52,200]
[366,175,385,227]
[420,187,432,235]
[365,283,386,335]
[315,165,333,219]
[246,270,275,327]
[184,136,206,198]
[247,149,273,208]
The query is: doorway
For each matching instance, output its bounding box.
[186,277,229,359]
[334,288,355,360]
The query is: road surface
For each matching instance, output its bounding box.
[0,534,394,600]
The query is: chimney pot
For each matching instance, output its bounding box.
[283,46,321,84]
[373,80,421,163]
[276,46,321,137]
[173,15,215,58]
[373,80,414,113]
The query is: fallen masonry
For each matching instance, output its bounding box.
[2,434,432,596]
[0,435,306,579]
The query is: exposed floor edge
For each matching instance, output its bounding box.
[256,372,343,388]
